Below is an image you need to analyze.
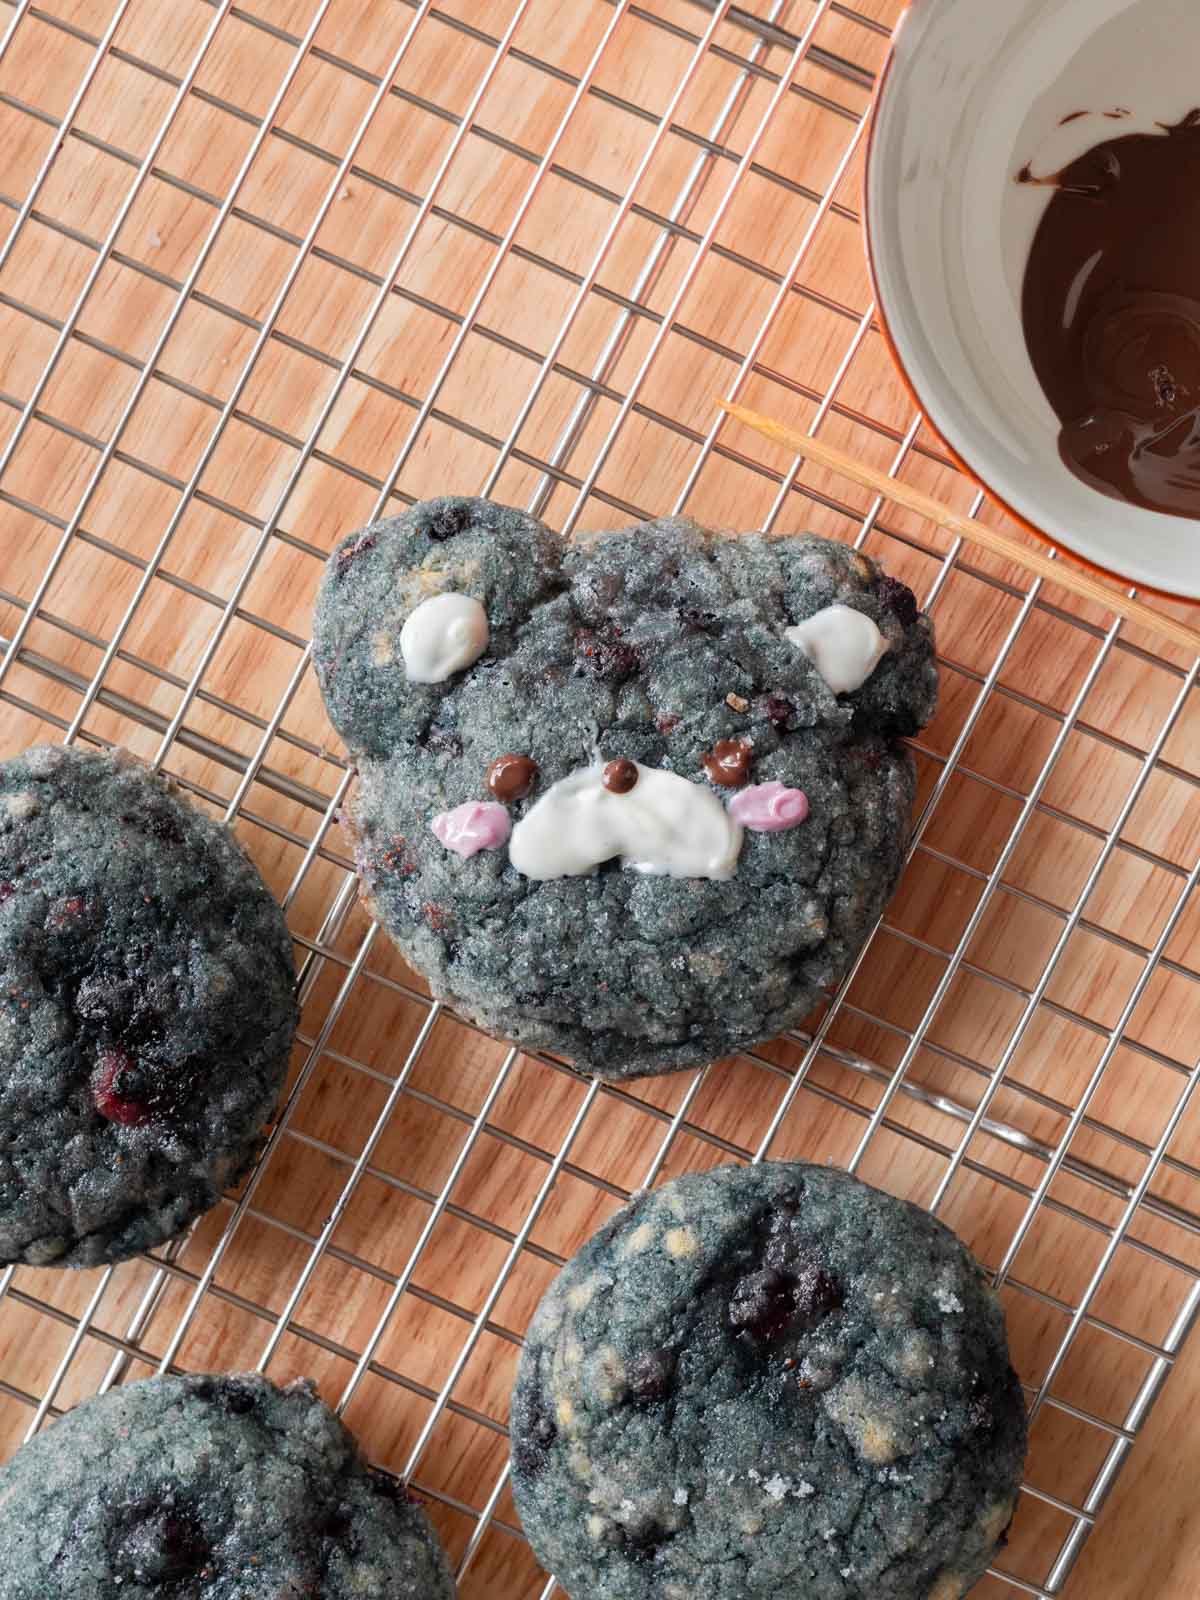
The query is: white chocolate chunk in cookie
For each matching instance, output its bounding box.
[620,1222,656,1258]
[927,1573,965,1600]
[665,1226,699,1259]
[824,1377,905,1464]
[4,792,38,821]
[568,1277,599,1312]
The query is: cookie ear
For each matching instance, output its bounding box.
[312,497,564,760]
[767,537,938,738]
[846,567,938,738]
[850,613,938,737]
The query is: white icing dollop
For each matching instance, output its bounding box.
[784,603,889,695]
[508,762,743,881]
[399,592,489,683]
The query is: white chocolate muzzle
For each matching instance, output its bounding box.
[508,762,743,881]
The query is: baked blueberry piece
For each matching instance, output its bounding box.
[0,744,298,1267]
[0,1372,455,1598]
[510,1162,1026,1600]
[313,499,938,1080]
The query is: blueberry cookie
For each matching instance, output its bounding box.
[0,744,298,1267]
[0,1372,455,1598]
[313,499,937,1080]
[510,1162,1026,1600]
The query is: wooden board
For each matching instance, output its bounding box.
[0,1,1198,1594]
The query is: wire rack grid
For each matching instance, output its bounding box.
[1,0,1199,1595]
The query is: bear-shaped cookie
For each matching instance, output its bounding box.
[312,498,937,1080]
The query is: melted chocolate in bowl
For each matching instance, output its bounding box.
[1020,112,1200,517]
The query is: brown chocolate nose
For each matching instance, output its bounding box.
[486,753,538,803]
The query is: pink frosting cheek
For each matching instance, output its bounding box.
[430,801,512,858]
[729,782,809,833]
[768,789,809,827]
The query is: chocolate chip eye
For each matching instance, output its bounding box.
[602,759,639,795]
[487,753,539,802]
[702,740,752,788]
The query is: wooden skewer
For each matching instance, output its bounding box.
[717,399,1200,660]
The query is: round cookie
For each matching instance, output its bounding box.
[0,1372,455,1599]
[510,1162,1026,1600]
[0,744,298,1268]
[313,498,938,1080]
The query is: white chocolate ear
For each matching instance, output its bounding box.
[399,592,489,683]
[784,605,889,695]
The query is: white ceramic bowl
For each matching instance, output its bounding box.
[866,0,1200,599]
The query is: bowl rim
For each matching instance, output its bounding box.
[862,0,1197,605]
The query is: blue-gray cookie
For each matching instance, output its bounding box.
[313,499,938,1080]
[510,1162,1026,1600]
[0,745,298,1267]
[0,1372,455,1598]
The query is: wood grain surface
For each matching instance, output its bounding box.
[0,2,1198,1595]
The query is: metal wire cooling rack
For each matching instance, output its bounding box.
[1,2,1199,1595]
